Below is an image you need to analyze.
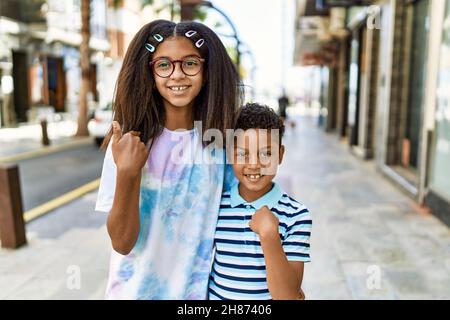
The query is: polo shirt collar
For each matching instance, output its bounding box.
[230,182,284,210]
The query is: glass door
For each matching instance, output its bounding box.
[347,29,362,146]
[394,0,430,185]
[429,1,450,202]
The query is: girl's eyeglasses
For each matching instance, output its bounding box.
[149,55,205,78]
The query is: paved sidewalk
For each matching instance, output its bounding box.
[283,117,450,300]
[0,191,110,300]
[1,115,449,299]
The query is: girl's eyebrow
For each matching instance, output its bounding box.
[152,54,201,60]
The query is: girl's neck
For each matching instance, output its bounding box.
[164,103,195,131]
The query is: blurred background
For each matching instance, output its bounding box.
[0,0,449,299]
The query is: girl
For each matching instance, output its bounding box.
[95,19,242,299]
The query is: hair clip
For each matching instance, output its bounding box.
[145,43,155,53]
[185,30,197,38]
[195,39,205,48]
[153,34,163,42]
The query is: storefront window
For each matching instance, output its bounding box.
[430,1,450,201]
[404,0,429,171]
[347,27,363,147]
[347,37,359,129]
[389,0,429,186]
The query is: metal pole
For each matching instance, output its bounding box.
[201,1,241,74]
[215,31,256,99]
[41,119,50,146]
[240,48,257,100]
[0,164,27,249]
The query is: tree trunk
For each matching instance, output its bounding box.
[76,0,91,137]
[180,0,202,21]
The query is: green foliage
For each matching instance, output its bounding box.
[140,0,155,9]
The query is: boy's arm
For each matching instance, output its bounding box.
[259,232,304,299]
[250,206,305,300]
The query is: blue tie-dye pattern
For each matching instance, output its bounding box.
[105,129,228,299]
[117,256,135,281]
[133,188,158,253]
[184,239,215,299]
[224,163,238,191]
[158,184,186,242]
[137,272,170,300]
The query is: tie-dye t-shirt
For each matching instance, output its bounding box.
[95,127,235,299]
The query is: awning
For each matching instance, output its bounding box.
[293,0,345,66]
[316,0,375,9]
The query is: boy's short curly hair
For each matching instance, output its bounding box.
[235,102,285,144]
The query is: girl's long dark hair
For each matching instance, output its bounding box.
[101,19,243,150]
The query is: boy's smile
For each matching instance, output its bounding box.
[243,173,264,182]
[232,129,285,203]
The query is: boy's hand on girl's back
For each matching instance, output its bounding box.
[111,121,150,177]
[249,206,279,239]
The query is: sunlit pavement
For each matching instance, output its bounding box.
[0,120,89,160]
[1,113,450,299]
[0,191,110,300]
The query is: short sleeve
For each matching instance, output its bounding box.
[95,140,116,213]
[282,205,312,262]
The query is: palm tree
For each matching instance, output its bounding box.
[75,0,156,137]
[75,0,90,136]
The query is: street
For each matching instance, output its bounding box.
[1,115,449,299]
[18,143,104,211]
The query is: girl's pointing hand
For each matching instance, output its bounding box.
[111,121,150,177]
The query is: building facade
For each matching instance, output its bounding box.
[0,0,110,127]
[294,0,450,227]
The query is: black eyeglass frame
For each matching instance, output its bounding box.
[149,55,206,78]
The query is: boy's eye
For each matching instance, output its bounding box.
[260,151,271,158]
[236,150,247,158]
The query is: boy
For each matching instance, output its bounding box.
[208,102,312,300]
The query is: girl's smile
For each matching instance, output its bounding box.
[167,85,191,92]
[167,84,192,95]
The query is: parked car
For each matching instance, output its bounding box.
[88,102,113,147]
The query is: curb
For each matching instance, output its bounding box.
[24,178,101,223]
[0,137,95,164]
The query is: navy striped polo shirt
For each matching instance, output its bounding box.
[208,182,312,300]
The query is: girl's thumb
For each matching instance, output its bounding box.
[112,121,122,141]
